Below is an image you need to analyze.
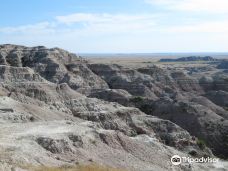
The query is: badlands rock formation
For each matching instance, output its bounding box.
[159,56,218,62]
[217,60,228,69]
[0,44,227,171]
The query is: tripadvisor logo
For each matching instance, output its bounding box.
[171,155,182,166]
[171,155,219,166]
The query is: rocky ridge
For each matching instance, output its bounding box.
[159,56,219,62]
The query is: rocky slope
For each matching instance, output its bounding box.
[0,44,227,171]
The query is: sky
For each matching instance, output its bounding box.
[1,0,228,53]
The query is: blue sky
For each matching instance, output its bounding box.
[1,0,228,53]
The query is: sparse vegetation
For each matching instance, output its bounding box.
[139,104,153,114]
[197,139,206,150]
[224,107,228,111]
[130,96,144,103]
[188,150,197,156]
[24,164,128,171]
[89,139,97,145]
[29,116,35,122]
[224,135,228,148]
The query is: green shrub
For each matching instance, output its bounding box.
[224,107,228,111]
[188,150,197,156]
[130,96,144,103]
[197,139,206,150]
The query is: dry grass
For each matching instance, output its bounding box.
[24,164,128,171]
[0,90,7,96]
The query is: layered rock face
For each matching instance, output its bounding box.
[88,64,203,99]
[0,44,227,171]
[0,45,108,90]
[88,61,228,158]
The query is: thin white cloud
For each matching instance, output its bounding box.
[0,22,53,34]
[56,13,157,33]
[0,13,157,35]
[167,21,228,33]
[1,12,228,52]
[1,13,228,36]
[0,22,56,34]
[56,13,155,24]
[146,0,228,13]
[56,13,112,24]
